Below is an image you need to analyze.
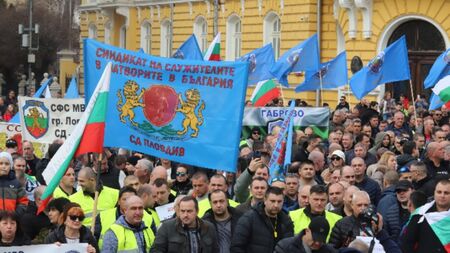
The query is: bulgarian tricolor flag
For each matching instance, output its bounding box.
[250,79,281,106]
[432,75,450,103]
[37,63,112,214]
[204,32,221,61]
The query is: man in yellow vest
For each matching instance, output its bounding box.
[102,195,154,252]
[198,174,239,217]
[69,167,119,227]
[289,185,342,242]
[137,184,160,227]
[53,166,76,199]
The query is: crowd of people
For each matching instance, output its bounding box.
[0,91,448,253]
[0,90,19,122]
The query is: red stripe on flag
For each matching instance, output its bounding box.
[37,195,52,215]
[209,54,221,61]
[74,122,105,157]
[254,88,281,106]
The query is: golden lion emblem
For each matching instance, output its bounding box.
[176,89,205,137]
[26,107,44,131]
[117,80,145,126]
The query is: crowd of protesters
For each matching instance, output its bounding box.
[0,91,448,253]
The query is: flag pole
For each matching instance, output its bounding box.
[319,72,324,106]
[90,153,103,234]
[409,79,418,127]
[278,82,286,104]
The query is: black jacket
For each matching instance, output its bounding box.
[355,176,381,206]
[202,206,243,236]
[171,180,192,196]
[231,202,294,253]
[20,201,51,241]
[44,224,99,252]
[413,176,436,199]
[274,230,337,253]
[329,215,361,249]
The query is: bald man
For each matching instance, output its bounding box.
[351,157,381,205]
[69,167,119,227]
[102,195,155,252]
[423,142,449,179]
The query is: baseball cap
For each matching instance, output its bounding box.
[395,180,413,192]
[5,139,17,149]
[331,150,345,162]
[308,216,330,244]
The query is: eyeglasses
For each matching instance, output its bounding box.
[176,172,187,176]
[69,215,85,222]
[330,156,341,161]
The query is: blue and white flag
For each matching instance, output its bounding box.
[237,44,275,85]
[295,51,347,92]
[84,39,248,172]
[270,34,320,87]
[64,76,79,98]
[429,92,444,110]
[424,48,450,89]
[172,34,204,61]
[349,36,410,100]
[283,115,294,169]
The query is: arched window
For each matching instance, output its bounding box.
[88,23,97,39]
[193,16,208,52]
[160,19,171,57]
[264,12,281,59]
[119,25,126,48]
[104,21,111,44]
[226,14,241,60]
[140,21,151,53]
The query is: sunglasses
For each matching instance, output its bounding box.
[252,132,260,135]
[69,215,85,222]
[330,156,341,161]
[176,172,187,176]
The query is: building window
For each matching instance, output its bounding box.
[88,23,97,39]
[104,22,111,44]
[140,21,151,53]
[226,15,241,60]
[119,25,126,48]
[193,16,208,52]
[160,19,171,57]
[264,12,281,59]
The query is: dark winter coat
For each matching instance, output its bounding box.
[274,230,337,253]
[202,206,243,237]
[355,176,381,206]
[230,202,294,253]
[44,224,99,253]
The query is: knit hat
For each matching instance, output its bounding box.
[0,152,13,170]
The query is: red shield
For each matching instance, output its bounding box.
[143,85,178,127]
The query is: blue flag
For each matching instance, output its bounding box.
[172,34,204,61]
[429,92,444,110]
[424,48,450,89]
[10,78,53,124]
[138,48,145,54]
[283,115,294,169]
[237,44,275,85]
[84,39,248,172]
[270,34,320,87]
[268,101,296,181]
[64,76,79,98]
[295,51,348,92]
[349,36,410,100]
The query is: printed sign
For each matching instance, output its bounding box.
[0,122,47,158]
[0,243,88,252]
[18,97,85,143]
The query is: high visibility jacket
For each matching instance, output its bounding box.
[110,220,154,253]
[198,197,239,217]
[53,186,74,199]
[98,207,156,249]
[145,208,160,228]
[69,186,119,227]
[289,208,342,241]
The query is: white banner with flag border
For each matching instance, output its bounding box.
[0,243,88,252]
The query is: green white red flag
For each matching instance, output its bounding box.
[250,79,281,106]
[203,32,221,61]
[432,75,450,103]
[37,63,112,214]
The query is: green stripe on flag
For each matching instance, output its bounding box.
[438,86,450,103]
[252,80,277,102]
[87,92,108,123]
[431,216,450,246]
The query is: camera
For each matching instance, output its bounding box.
[359,205,379,236]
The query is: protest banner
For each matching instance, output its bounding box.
[17,97,85,143]
[242,107,330,139]
[84,39,248,172]
[155,202,176,221]
[0,122,47,158]
[0,243,87,252]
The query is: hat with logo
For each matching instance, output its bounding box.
[308,216,330,244]
[395,180,413,192]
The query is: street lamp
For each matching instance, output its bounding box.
[213,0,225,36]
[18,0,39,94]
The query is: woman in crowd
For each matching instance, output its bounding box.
[367,151,397,187]
[0,152,28,215]
[2,104,16,122]
[0,211,30,246]
[45,202,98,253]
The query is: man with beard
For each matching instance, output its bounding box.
[325,183,345,215]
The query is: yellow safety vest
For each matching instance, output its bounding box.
[109,222,154,253]
[52,186,72,199]
[98,207,156,249]
[69,186,119,227]
[289,208,342,242]
[145,208,160,228]
[198,197,239,217]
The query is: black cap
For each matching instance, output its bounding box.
[5,139,17,148]
[308,216,330,243]
[395,180,413,192]
[46,197,71,213]
[127,156,139,166]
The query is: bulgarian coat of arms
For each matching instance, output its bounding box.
[23,100,49,139]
